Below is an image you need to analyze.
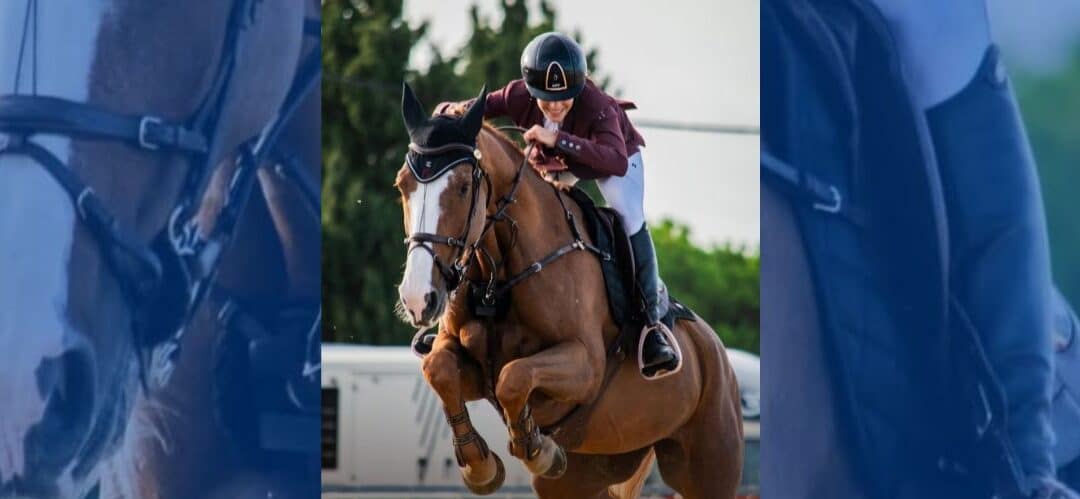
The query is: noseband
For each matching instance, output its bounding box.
[0,0,322,382]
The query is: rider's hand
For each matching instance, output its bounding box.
[527,146,568,173]
[523,125,558,148]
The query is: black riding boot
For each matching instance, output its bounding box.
[630,225,681,379]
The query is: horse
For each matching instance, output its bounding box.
[0,1,307,497]
[393,83,743,498]
[106,9,322,498]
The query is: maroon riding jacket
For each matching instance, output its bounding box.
[439,79,646,179]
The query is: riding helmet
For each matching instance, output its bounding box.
[520,32,588,101]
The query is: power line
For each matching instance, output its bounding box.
[633,119,759,135]
[324,74,760,136]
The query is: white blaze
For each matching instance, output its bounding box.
[398,172,451,324]
[0,0,108,486]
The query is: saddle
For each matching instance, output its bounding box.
[562,187,694,340]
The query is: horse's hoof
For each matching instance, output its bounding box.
[539,445,567,479]
[463,453,505,495]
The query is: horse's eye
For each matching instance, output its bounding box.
[459,183,469,196]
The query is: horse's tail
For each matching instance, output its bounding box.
[607,448,655,499]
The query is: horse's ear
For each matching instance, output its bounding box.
[401,81,427,135]
[461,84,487,139]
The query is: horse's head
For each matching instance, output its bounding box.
[395,83,493,328]
[0,1,303,497]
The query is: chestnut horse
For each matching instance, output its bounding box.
[394,84,743,498]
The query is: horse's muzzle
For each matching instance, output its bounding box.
[400,289,444,328]
[6,347,97,497]
[418,291,444,325]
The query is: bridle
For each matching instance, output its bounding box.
[404,126,607,307]
[404,140,492,291]
[0,0,322,385]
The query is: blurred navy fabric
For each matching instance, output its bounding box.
[762,0,1080,497]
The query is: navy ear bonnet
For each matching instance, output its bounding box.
[405,116,480,183]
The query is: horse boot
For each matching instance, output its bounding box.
[411,329,437,357]
[630,225,681,380]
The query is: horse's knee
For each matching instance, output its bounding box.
[422,348,459,394]
[495,360,531,409]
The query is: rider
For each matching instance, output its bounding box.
[437,31,680,380]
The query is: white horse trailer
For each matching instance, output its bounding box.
[321,344,760,498]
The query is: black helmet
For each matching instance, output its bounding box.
[520,32,587,101]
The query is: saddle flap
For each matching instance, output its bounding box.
[563,187,633,326]
[595,207,636,291]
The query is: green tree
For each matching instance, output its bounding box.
[653,220,760,353]
[321,0,425,344]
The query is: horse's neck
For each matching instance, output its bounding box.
[483,161,574,285]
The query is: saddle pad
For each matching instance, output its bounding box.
[664,297,697,331]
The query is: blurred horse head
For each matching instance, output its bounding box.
[0,1,304,497]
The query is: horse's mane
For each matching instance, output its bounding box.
[480,122,526,163]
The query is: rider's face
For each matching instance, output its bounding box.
[537,98,573,123]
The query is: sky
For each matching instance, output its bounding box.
[402,0,760,248]
[988,0,1080,73]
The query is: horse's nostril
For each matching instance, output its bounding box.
[422,291,440,319]
[39,349,95,422]
[36,349,93,404]
[26,348,96,472]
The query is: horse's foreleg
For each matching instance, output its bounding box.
[423,329,505,495]
[496,340,596,479]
